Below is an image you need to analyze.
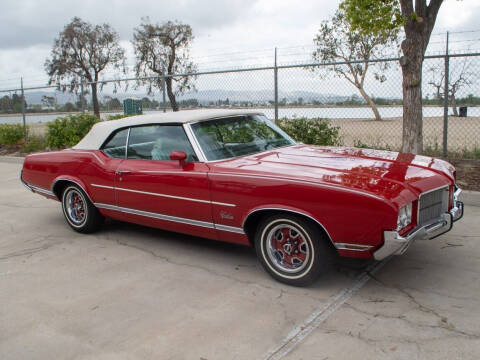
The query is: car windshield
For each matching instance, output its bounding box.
[191,114,295,161]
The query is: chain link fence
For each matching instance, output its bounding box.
[1,53,479,158]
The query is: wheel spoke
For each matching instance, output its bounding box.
[65,190,86,225]
[267,223,310,273]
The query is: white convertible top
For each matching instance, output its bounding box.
[73,109,263,150]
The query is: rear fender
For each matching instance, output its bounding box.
[51,176,93,203]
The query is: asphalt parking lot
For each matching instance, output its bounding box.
[1,158,479,360]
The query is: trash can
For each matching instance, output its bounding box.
[123,98,143,115]
[459,106,467,117]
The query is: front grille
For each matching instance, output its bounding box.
[418,187,449,225]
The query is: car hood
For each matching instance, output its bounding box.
[210,144,455,205]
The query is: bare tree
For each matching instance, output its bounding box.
[313,10,398,121]
[429,57,475,116]
[133,18,197,112]
[45,17,126,117]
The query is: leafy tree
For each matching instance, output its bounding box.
[340,0,444,153]
[41,95,56,109]
[0,96,12,113]
[45,17,126,117]
[11,94,27,113]
[313,9,398,121]
[104,97,122,110]
[63,102,77,112]
[133,18,197,111]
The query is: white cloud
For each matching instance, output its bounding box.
[0,0,479,96]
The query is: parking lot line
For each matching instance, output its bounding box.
[263,259,388,360]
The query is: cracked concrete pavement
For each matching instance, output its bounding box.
[1,159,479,360]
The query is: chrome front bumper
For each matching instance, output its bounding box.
[374,188,464,261]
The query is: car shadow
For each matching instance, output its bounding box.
[95,219,372,287]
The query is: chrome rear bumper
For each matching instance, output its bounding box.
[374,188,464,261]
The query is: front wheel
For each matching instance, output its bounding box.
[255,214,334,286]
[61,184,104,233]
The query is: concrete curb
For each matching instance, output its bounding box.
[1,155,479,206]
[0,156,25,164]
[459,190,480,207]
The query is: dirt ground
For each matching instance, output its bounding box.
[332,116,480,151]
[449,159,480,192]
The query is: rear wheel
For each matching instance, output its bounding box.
[61,184,103,233]
[255,214,333,286]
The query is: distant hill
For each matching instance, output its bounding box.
[24,89,357,105]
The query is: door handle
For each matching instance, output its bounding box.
[116,170,131,175]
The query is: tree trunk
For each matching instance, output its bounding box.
[398,0,443,154]
[400,43,424,154]
[450,95,458,116]
[358,87,381,121]
[166,77,178,112]
[90,82,100,118]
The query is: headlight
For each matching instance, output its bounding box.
[397,203,412,230]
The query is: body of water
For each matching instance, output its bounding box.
[1,106,479,125]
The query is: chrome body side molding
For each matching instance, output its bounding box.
[94,202,245,234]
[21,172,56,197]
[91,183,236,207]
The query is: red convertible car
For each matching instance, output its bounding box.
[21,110,464,286]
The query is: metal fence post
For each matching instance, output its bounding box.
[20,77,26,135]
[274,47,279,121]
[161,67,167,113]
[80,82,85,113]
[443,31,450,157]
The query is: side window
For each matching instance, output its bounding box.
[127,125,198,161]
[102,128,129,158]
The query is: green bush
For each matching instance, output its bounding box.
[275,117,341,146]
[46,114,100,149]
[0,124,27,145]
[353,139,393,151]
[21,134,47,153]
[106,113,136,120]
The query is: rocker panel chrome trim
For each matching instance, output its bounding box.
[334,243,374,251]
[30,185,55,197]
[94,202,245,234]
[95,202,215,229]
[215,224,246,234]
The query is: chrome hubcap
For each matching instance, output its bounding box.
[266,224,310,273]
[66,190,86,225]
